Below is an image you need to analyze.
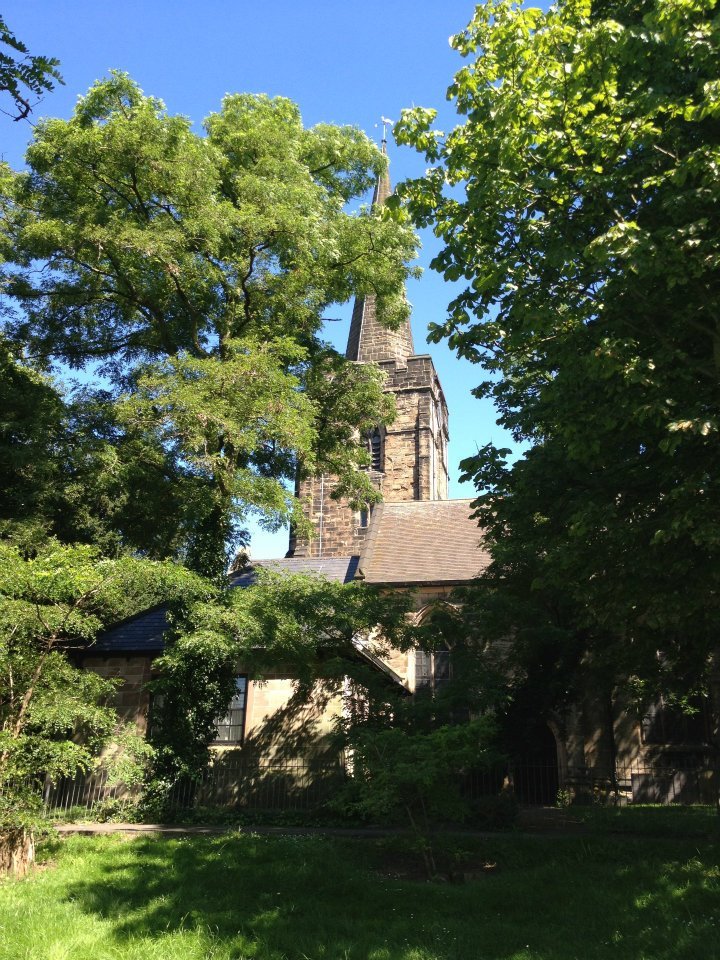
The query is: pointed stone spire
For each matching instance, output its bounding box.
[345,131,414,364]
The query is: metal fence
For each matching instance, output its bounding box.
[463,758,717,807]
[42,755,717,816]
[44,756,348,816]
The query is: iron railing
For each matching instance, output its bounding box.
[462,758,717,806]
[41,755,717,815]
[44,756,348,815]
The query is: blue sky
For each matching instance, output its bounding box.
[2,0,520,558]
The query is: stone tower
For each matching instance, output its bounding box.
[288,143,449,559]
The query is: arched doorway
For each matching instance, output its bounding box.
[512,720,559,805]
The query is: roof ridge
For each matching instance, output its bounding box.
[381,497,477,507]
[100,601,168,633]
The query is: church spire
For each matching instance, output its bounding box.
[345,130,414,364]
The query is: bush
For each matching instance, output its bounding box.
[467,792,519,831]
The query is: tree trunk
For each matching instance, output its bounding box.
[0,829,35,877]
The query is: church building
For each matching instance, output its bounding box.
[83,147,486,757]
[78,149,714,808]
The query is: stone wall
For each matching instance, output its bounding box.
[236,673,343,759]
[82,654,154,733]
[289,473,371,558]
[82,655,342,760]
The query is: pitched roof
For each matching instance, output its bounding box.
[357,499,489,585]
[91,499,487,655]
[230,555,359,587]
[90,604,169,654]
[92,558,360,655]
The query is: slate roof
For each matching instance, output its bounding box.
[358,499,489,585]
[230,555,359,588]
[92,557,360,655]
[90,604,169,654]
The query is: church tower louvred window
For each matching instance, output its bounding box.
[369,427,383,472]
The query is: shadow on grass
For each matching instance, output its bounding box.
[59,833,720,960]
[577,803,720,839]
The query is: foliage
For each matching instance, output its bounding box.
[0,16,62,121]
[396,0,720,710]
[340,716,498,876]
[147,571,507,839]
[1,74,417,576]
[336,603,503,874]
[0,341,65,545]
[0,350,251,566]
[147,570,420,787]
[0,347,185,557]
[0,540,211,825]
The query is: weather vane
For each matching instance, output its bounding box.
[375,117,394,151]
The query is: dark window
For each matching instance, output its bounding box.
[147,691,164,741]
[641,696,710,746]
[368,428,383,472]
[214,677,247,743]
[359,507,369,528]
[415,650,451,691]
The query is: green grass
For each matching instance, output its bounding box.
[572,804,720,838]
[1,831,719,960]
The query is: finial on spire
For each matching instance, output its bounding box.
[380,116,394,155]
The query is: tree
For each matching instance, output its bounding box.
[336,600,504,877]
[1,74,417,576]
[148,569,421,786]
[396,0,720,729]
[0,540,211,849]
[148,570,503,864]
[0,341,65,543]
[0,344,216,560]
[0,16,61,120]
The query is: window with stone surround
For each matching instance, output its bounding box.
[214,676,248,743]
[414,649,450,692]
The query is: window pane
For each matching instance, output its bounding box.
[214,676,247,743]
[435,651,450,681]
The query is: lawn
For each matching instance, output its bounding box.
[1,830,719,960]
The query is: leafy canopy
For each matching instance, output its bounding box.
[396,0,720,699]
[148,569,421,780]
[2,74,417,575]
[0,541,212,824]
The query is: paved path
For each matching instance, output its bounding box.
[55,807,590,839]
[56,822,402,838]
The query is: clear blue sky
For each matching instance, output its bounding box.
[2,0,520,558]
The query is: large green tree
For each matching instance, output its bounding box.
[148,569,421,782]
[396,0,720,719]
[148,569,501,857]
[1,74,417,576]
